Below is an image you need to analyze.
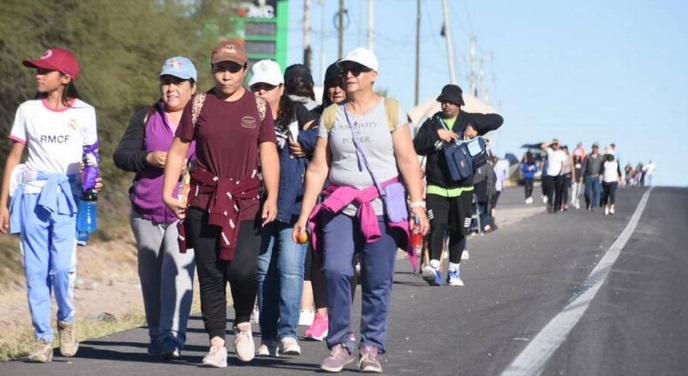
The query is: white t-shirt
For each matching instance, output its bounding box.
[319,98,407,215]
[645,162,655,175]
[603,161,620,183]
[545,148,567,176]
[10,98,97,194]
[493,159,510,191]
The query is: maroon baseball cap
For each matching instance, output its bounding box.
[23,48,81,80]
[211,39,247,66]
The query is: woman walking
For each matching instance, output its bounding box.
[113,56,198,359]
[293,47,429,373]
[162,40,280,368]
[0,48,98,362]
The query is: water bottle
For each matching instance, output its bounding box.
[76,230,89,246]
[77,189,98,234]
[410,214,423,256]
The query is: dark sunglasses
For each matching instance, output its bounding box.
[250,83,279,92]
[212,62,246,74]
[340,63,372,77]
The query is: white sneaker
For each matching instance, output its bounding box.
[525,197,533,204]
[461,249,470,260]
[298,309,314,326]
[279,337,301,355]
[604,206,610,215]
[234,322,255,362]
[256,340,278,357]
[201,345,228,368]
[447,267,464,286]
[610,207,615,215]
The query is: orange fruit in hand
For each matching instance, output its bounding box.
[297,232,309,244]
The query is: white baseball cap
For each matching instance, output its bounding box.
[338,47,379,71]
[248,59,284,87]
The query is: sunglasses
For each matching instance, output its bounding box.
[340,63,372,77]
[212,62,245,74]
[250,83,279,92]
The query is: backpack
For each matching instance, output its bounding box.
[321,97,400,132]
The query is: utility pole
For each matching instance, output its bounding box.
[467,36,493,102]
[441,0,457,85]
[304,0,312,69]
[469,35,477,97]
[368,0,374,51]
[318,0,326,82]
[338,0,345,59]
[414,0,421,105]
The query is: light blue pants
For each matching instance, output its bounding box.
[20,193,77,343]
[257,219,308,341]
[130,211,195,350]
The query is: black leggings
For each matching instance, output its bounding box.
[561,173,571,207]
[601,182,618,206]
[524,178,534,199]
[185,207,260,340]
[426,193,472,264]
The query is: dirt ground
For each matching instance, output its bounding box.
[0,235,147,343]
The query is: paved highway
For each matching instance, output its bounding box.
[3,186,686,376]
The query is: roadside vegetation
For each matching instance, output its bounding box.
[0,0,241,361]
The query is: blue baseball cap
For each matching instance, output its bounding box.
[159,56,197,81]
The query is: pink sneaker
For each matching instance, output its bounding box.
[304,313,328,341]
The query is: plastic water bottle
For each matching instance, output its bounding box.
[76,230,89,246]
[411,214,423,256]
[77,189,98,234]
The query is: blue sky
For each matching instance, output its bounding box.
[285,0,688,187]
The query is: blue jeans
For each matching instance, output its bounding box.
[321,212,399,354]
[257,219,307,341]
[584,176,602,209]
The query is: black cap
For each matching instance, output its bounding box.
[284,64,314,97]
[321,62,344,106]
[436,84,465,106]
[324,62,344,88]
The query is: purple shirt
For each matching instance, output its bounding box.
[131,109,195,224]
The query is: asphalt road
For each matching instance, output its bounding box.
[3,186,687,376]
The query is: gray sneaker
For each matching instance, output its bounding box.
[201,345,227,368]
[320,344,355,373]
[233,322,255,362]
[279,337,301,355]
[27,339,53,363]
[57,320,79,357]
[359,345,382,373]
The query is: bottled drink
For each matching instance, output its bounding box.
[76,230,89,246]
[77,189,98,234]
[410,214,423,256]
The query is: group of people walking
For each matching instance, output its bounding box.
[521,140,625,216]
[1,41,506,374]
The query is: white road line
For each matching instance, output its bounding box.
[500,188,653,376]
